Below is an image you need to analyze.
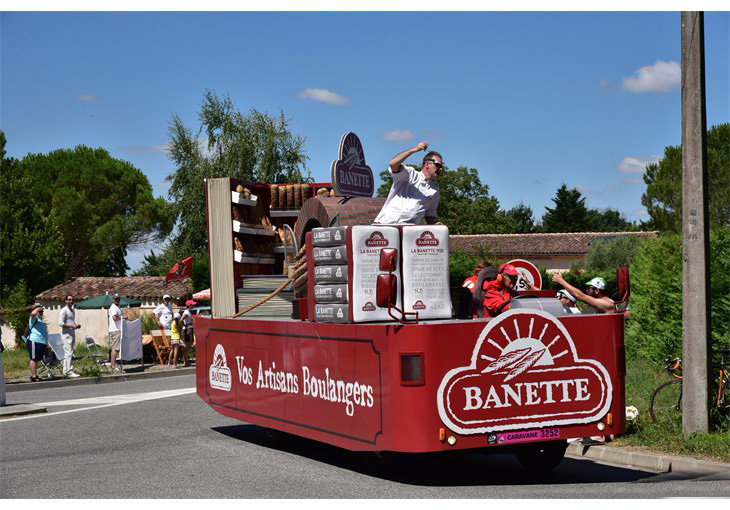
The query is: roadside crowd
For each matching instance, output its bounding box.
[23,293,198,382]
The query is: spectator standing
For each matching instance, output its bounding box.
[154,294,174,331]
[27,305,49,382]
[168,313,186,368]
[108,294,123,371]
[58,294,81,377]
[1,316,7,405]
[181,299,196,365]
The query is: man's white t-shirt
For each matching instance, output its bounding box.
[108,303,122,332]
[154,303,174,329]
[374,165,439,224]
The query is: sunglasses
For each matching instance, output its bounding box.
[423,159,444,171]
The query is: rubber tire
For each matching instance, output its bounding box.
[515,440,567,471]
[649,380,682,424]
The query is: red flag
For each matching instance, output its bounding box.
[166,257,193,282]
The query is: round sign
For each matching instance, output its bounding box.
[506,259,542,290]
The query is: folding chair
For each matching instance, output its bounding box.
[79,337,111,374]
[150,330,171,365]
[37,334,65,379]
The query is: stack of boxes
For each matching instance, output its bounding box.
[312,226,350,323]
[308,224,450,323]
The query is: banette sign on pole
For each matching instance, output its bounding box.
[330,132,374,198]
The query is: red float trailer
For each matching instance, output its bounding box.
[195,176,628,470]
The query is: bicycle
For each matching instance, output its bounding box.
[649,348,730,423]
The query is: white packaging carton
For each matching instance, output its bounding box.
[401,225,451,319]
[350,225,402,322]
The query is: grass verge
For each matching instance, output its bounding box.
[613,355,729,463]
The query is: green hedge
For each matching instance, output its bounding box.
[626,229,730,361]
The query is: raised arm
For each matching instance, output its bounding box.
[551,273,613,313]
[389,141,428,173]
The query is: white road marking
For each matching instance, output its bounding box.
[0,387,196,423]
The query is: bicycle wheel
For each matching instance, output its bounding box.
[650,380,683,424]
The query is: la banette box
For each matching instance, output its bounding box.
[307,224,451,323]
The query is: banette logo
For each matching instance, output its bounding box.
[415,231,439,246]
[362,302,375,311]
[365,231,389,247]
[209,344,232,391]
[412,300,426,310]
[437,309,612,434]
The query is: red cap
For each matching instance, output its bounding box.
[499,263,519,277]
[186,299,197,307]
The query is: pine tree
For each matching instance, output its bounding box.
[541,184,589,232]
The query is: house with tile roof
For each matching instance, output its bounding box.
[2,277,194,350]
[450,231,658,271]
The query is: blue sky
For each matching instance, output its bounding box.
[2,8,728,273]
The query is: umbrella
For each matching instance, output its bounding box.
[75,294,142,309]
[192,288,210,301]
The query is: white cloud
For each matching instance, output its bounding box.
[382,130,415,143]
[621,60,680,93]
[77,94,100,102]
[297,88,350,105]
[617,156,659,174]
[632,208,649,218]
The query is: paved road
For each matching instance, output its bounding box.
[1,374,728,498]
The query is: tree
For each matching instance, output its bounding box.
[500,202,536,233]
[1,138,173,294]
[150,90,310,272]
[377,165,504,234]
[642,123,729,233]
[0,132,65,300]
[585,208,635,232]
[541,184,589,232]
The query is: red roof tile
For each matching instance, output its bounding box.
[450,231,658,256]
[35,276,192,302]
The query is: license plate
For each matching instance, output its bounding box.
[487,428,561,445]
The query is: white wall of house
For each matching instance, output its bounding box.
[0,300,174,350]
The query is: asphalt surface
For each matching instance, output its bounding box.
[1,371,728,498]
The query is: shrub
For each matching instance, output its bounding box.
[626,229,730,361]
[571,234,644,273]
[449,248,497,287]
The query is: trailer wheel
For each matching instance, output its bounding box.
[515,440,567,471]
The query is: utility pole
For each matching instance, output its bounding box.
[680,11,711,435]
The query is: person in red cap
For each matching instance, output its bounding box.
[462,261,487,294]
[482,263,532,317]
[180,299,197,365]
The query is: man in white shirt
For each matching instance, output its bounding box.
[108,294,123,371]
[58,294,81,377]
[154,294,174,330]
[374,141,443,225]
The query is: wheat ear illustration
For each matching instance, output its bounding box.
[504,348,546,382]
[480,348,531,373]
